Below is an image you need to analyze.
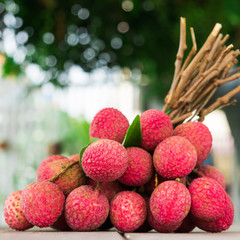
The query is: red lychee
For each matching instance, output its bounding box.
[20,181,65,228]
[144,173,186,196]
[197,164,226,189]
[89,179,124,202]
[110,191,147,232]
[65,185,109,231]
[118,147,153,186]
[173,121,212,165]
[37,155,68,178]
[140,109,173,151]
[193,194,234,232]
[89,107,129,143]
[4,190,33,231]
[150,180,191,226]
[189,177,228,221]
[148,210,183,233]
[153,136,197,179]
[37,156,86,195]
[81,139,128,182]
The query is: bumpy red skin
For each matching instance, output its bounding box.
[110,191,147,232]
[21,182,65,228]
[150,181,191,226]
[193,194,234,232]
[173,121,212,165]
[118,147,153,186]
[68,154,80,162]
[89,107,129,143]
[140,109,173,151]
[197,164,226,189]
[4,191,33,231]
[189,177,228,221]
[65,185,109,231]
[37,157,86,195]
[82,139,128,182]
[37,155,68,179]
[144,173,186,196]
[153,136,197,179]
[148,210,183,233]
[89,179,124,202]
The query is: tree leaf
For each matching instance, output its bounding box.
[122,115,142,148]
[79,137,99,166]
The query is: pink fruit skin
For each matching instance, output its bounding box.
[89,179,124,202]
[144,173,186,196]
[150,181,191,226]
[192,194,234,232]
[37,156,86,195]
[4,190,33,231]
[148,210,183,233]
[197,164,226,189]
[81,139,128,182]
[21,182,65,228]
[118,147,153,186]
[37,155,68,179]
[140,109,173,151]
[65,185,109,231]
[153,136,197,179]
[173,121,212,165]
[89,107,129,143]
[110,191,147,232]
[189,177,228,221]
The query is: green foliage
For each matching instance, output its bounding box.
[58,112,90,156]
[1,0,240,101]
[122,115,142,148]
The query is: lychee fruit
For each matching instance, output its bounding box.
[81,139,128,182]
[196,164,226,189]
[110,191,147,232]
[173,121,212,165]
[89,179,124,202]
[4,190,33,231]
[118,147,153,186]
[65,185,109,231]
[150,180,191,226]
[193,194,234,232]
[89,107,129,143]
[20,181,65,228]
[37,156,87,195]
[140,109,173,151]
[153,136,197,179]
[148,210,183,233]
[188,177,228,221]
[144,173,186,196]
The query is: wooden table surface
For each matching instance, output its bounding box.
[1,225,240,240]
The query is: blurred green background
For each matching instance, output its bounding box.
[0,0,240,225]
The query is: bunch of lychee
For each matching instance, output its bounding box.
[4,107,234,233]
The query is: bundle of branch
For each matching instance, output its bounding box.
[163,17,240,126]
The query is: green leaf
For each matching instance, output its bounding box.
[79,138,99,166]
[122,115,142,148]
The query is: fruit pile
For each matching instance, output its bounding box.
[4,107,234,233]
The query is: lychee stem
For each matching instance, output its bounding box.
[154,172,158,188]
[95,181,101,190]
